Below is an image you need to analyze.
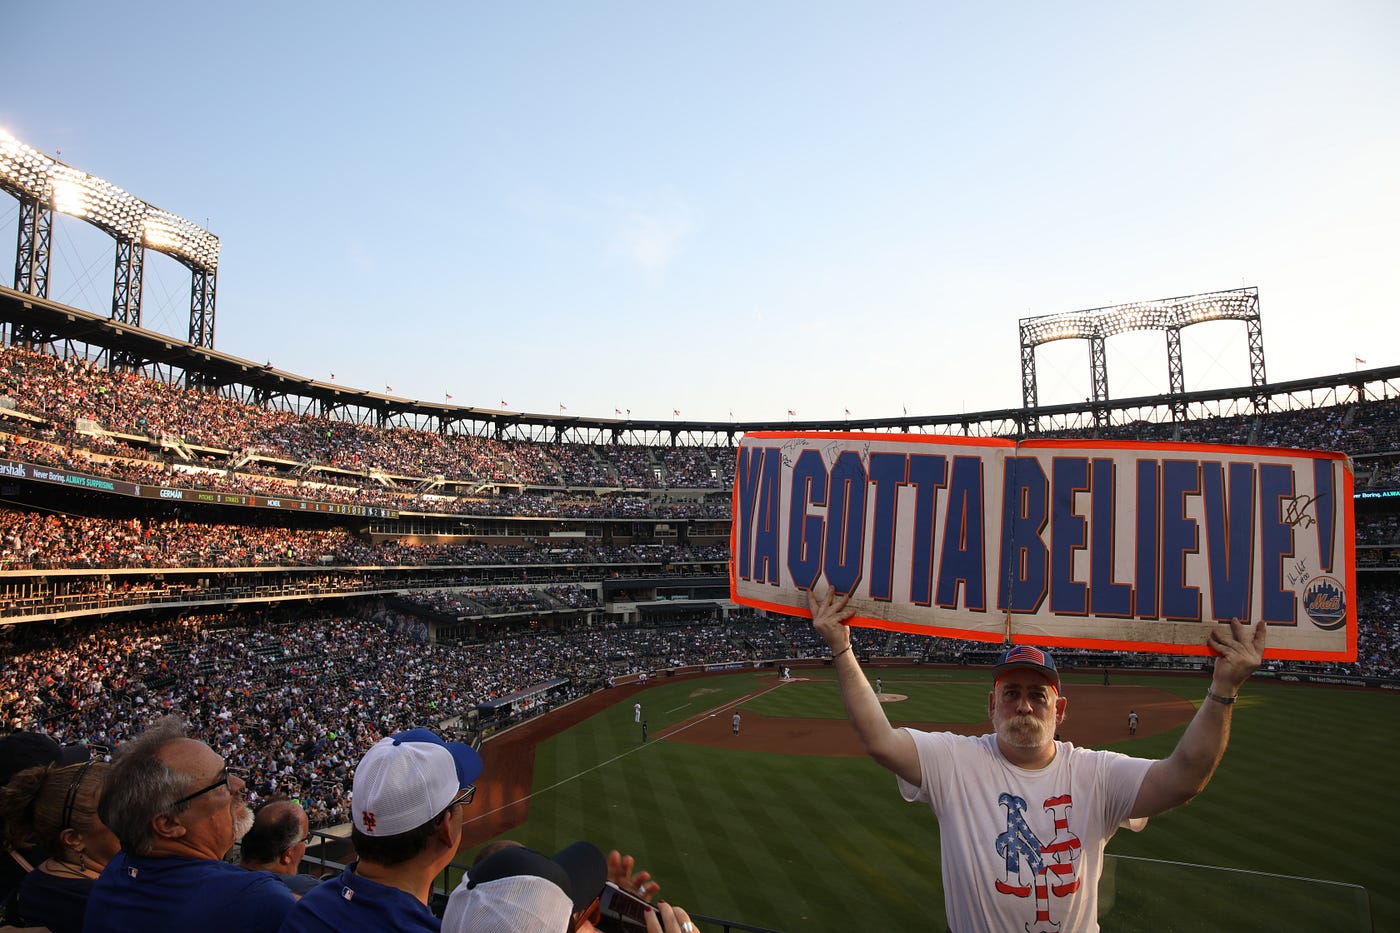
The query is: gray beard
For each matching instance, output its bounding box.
[231,803,254,842]
[995,713,1051,749]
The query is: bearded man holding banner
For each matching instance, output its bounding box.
[809,588,1267,933]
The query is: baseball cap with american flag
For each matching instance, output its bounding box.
[993,645,1061,691]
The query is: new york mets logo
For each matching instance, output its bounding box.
[995,793,1081,931]
[1302,576,1346,629]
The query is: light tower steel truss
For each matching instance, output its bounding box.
[189,268,216,349]
[14,195,52,298]
[10,194,54,346]
[1018,287,1265,432]
[112,237,144,327]
[0,129,220,356]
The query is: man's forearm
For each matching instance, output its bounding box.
[1131,687,1234,817]
[831,649,919,784]
[1132,619,1266,818]
[808,588,920,784]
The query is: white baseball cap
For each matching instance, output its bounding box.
[352,728,483,837]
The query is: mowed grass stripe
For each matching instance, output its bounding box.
[666,749,936,930]
[658,745,795,918]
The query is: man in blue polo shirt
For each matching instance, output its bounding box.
[86,715,296,933]
[279,728,483,932]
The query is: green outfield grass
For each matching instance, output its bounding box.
[475,669,1397,931]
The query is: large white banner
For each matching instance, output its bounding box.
[730,432,1355,660]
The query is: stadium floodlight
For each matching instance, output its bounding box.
[47,171,91,220]
[0,131,219,272]
[142,208,221,270]
[1020,288,1259,347]
[46,168,144,241]
[1019,287,1266,423]
[0,134,55,196]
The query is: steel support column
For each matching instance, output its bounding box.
[111,237,145,327]
[189,268,216,348]
[1089,332,1109,427]
[1166,326,1185,420]
[1019,326,1039,433]
[14,195,52,298]
[1247,314,1267,412]
[12,195,54,346]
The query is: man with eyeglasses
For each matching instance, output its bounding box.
[280,728,484,932]
[239,798,320,895]
[86,714,297,932]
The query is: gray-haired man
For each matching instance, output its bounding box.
[86,715,295,933]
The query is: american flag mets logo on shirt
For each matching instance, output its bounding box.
[996,793,1082,929]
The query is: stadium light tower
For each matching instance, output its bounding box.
[0,130,221,352]
[1018,287,1265,431]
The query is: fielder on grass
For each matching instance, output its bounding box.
[810,588,1266,933]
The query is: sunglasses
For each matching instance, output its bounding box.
[448,785,477,810]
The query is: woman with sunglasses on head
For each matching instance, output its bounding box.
[0,760,118,933]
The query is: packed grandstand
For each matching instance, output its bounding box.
[0,305,1397,831]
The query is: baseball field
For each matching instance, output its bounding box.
[461,667,1395,931]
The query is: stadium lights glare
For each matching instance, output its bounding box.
[48,173,91,220]
[1020,288,1258,347]
[0,131,219,271]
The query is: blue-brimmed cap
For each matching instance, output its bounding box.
[352,728,483,837]
[993,645,1061,690]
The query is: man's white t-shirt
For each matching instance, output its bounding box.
[897,730,1152,933]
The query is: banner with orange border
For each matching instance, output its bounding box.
[730,432,1355,661]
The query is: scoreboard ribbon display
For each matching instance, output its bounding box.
[730,432,1355,661]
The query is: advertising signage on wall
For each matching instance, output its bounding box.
[0,459,398,519]
[730,432,1356,661]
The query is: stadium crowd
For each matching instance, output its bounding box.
[2,573,1397,836]
[0,607,790,828]
[0,507,728,573]
[0,346,735,495]
[6,344,1400,523]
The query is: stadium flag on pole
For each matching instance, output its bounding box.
[674,409,681,417]
[446,393,453,400]
[615,408,623,415]
[730,432,1356,661]
[501,399,508,407]
[788,410,797,416]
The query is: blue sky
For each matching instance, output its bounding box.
[2,1,1397,423]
